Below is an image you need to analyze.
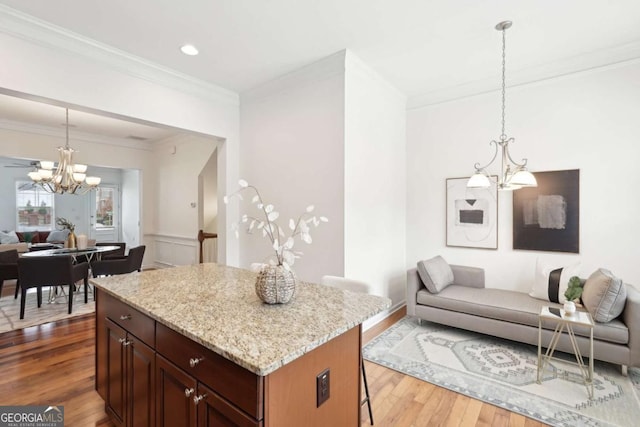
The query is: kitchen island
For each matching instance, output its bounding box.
[92,263,391,427]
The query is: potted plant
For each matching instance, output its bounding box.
[563,276,583,314]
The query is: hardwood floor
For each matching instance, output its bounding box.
[0,306,546,427]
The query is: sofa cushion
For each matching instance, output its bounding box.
[582,269,627,323]
[416,285,629,345]
[417,256,454,293]
[529,259,581,303]
[0,230,19,244]
[47,229,69,243]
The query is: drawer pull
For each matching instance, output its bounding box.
[193,394,207,405]
[184,388,195,397]
[189,357,204,368]
[119,314,132,320]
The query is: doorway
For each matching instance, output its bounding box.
[89,185,120,242]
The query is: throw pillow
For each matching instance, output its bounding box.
[530,259,581,303]
[417,256,454,294]
[47,229,70,243]
[582,269,627,323]
[0,230,20,244]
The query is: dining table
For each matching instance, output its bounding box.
[21,245,121,302]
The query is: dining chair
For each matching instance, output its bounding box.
[320,275,375,425]
[91,245,146,277]
[95,242,126,260]
[0,249,19,299]
[17,256,90,319]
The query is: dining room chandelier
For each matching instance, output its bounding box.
[28,108,101,195]
[467,21,537,191]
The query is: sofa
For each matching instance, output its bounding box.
[0,230,67,254]
[406,261,640,374]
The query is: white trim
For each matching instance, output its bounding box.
[362,300,405,332]
[0,4,239,107]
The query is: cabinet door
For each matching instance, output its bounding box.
[156,355,197,427]
[196,383,260,427]
[105,318,127,427]
[128,335,155,427]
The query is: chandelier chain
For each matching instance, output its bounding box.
[500,26,507,141]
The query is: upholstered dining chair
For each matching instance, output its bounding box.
[320,275,375,425]
[0,249,19,299]
[90,245,145,277]
[95,242,126,260]
[17,255,90,319]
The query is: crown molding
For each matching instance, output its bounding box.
[0,5,239,107]
[407,39,640,110]
[0,119,155,151]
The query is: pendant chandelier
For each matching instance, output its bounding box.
[28,109,101,194]
[468,21,537,191]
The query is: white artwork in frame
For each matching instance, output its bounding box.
[446,176,498,249]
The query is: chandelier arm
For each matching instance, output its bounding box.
[503,138,528,167]
[473,140,499,172]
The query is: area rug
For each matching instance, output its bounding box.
[363,316,640,427]
[0,288,95,333]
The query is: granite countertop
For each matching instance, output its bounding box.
[91,263,391,376]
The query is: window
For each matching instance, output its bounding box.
[95,187,115,228]
[16,181,55,231]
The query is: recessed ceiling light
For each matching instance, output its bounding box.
[180,44,199,56]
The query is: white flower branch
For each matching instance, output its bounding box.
[224,179,328,269]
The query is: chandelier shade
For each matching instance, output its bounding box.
[28,109,101,195]
[468,21,537,191]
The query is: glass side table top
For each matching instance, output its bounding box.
[539,306,593,327]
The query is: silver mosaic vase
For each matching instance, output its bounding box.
[255,265,296,304]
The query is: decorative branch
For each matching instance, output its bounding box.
[224,179,328,269]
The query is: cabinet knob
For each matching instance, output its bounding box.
[118,338,132,346]
[193,394,207,405]
[184,388,195,397]
[120,314,132,320]
[189,357,204,368]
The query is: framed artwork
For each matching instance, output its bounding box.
[446,176,498,249]
[513,169,579,253]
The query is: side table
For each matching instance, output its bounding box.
[537,306,594,399]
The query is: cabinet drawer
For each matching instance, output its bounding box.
[156,323,263,420]
[199,383,262,427]
[101,291,155,347]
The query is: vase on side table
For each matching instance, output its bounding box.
[66,231,77,249]
[255,265,296,304]
[563,301,576,315]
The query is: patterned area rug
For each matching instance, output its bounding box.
[0,287,95,333]
[364,316,640,427]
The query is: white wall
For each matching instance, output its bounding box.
[407,60,640,291]
[239,53,346,282]
[200,149,218,232]
[150,134,218,267]
[0,16,240,265]
[343,53,407,313]
[121,169,140,249]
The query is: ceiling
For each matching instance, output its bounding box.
[1,0,640,137]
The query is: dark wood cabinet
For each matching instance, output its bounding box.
[156,355,197,427]
[104,317,155,427]
[156,355,259,427]
[96,289,362,427]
